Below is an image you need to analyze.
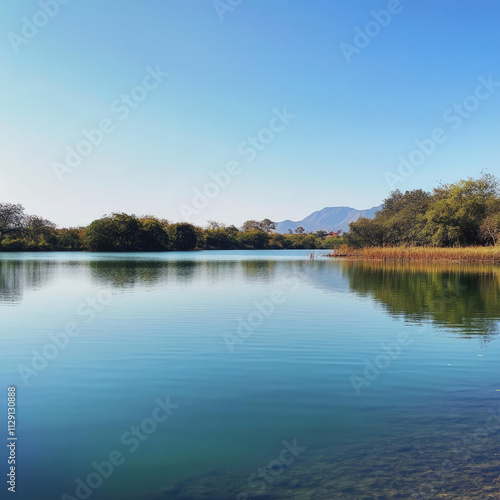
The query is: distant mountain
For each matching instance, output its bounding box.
[276,205,382,234]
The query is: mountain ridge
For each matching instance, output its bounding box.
[276,205,382,233]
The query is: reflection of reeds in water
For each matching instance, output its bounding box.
[342,258,500,275]
[329,246,500,263]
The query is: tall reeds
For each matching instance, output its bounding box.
[328,246,500,263]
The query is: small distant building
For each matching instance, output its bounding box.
[326,231,339,238]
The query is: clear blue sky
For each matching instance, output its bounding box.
[1,0,500,227]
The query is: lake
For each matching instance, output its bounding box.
[1,250,500,499]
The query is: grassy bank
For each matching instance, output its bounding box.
[328,246,500,263]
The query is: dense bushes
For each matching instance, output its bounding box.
[0,209,344,251]
[346,174,500,247]
[167,223,197,251]
[83,214,170,251]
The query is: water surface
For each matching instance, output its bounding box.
[1,251,500,499]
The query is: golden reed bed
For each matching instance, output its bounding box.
[328,246,500,263]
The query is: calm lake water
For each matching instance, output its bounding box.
[1,250,500,500]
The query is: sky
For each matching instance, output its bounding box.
[1,0,500,228]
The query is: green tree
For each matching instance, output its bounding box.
[260,219,277,233]
[168,223,198,250]
[139,217,169,250]
[57,228,83,250]
[84,217,115,251]
[422,175,498,246]
[241,220,260,232]
[0,203,25,243]
[24,215,56,246]
[84,213,142,251]
[346,217,384,247]
[238,228,268,249]
[241,219,277,233]
[344,175,500,248]
[268,232,286,248]
[205,222,239,249]
[480,210,500,245]
[378,189,431,245]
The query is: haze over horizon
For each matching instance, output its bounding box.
[2,1,500,228]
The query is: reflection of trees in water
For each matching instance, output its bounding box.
[240,260,277,282]
[88,260,235,288]
[88,260,173,288]
[4,257,498,338]
[0,258,291,300]
[0,260,56,303]
[342,261,500,338]
[87,259,290,288]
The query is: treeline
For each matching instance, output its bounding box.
[347,174,500,247]
[3,174,497,252]
[0,207,344,251]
